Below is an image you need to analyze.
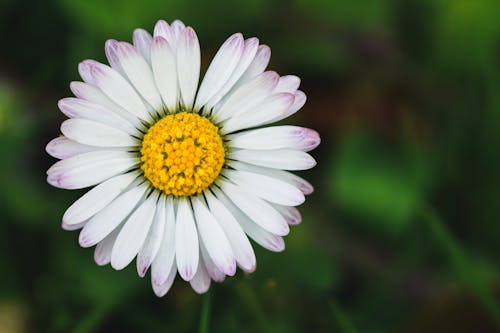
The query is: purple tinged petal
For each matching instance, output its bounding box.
[133,28,153,62]
[105,39,122,71]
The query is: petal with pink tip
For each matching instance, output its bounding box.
[116,42,163,110]
[69,82,144,129]
[205,37,259,109]
[219,180,289,236]
[78,183,147,248]
[215,189,285,252]
[228,125,320,152]
[189,258,211,294]
[214,71,279,122]
[223,169,305,206]
[221,92,294,133]
[47,151,138,189]
[205,190,256,272]
[83,60,150,121]
[133,29,153,63]
[58,97,137,135]
[63,172,137,226]
[94,229,120,266]
[194,33,244,110]
[227,160,314,195]
[152,259,177,297]
[46,137,101,159]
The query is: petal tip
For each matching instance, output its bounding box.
[179,267,195,281]
[78,232,94,248]
[241,262,257,273]
[222,259,237,276]
[45,138,59,157]
[137,261,150,278]
[110,259,127,271]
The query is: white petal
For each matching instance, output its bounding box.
[58,97,138,136]
[70,81,144,130]
[269,90,307,123]
[116,42,163,110]
[175,197,199,281]
[272,204,302,225]
[214,188,285,252]
[151,196,176,286]
[218,180,289,236]
[152,258,177,297]
[62,220,87,231]
[205,37,259,109]
[228,149,316,171]
[213,71,279,122]
[82,60,150,121]
[176,27,200,109]
[94,228,120,266]
[79,183,147,247]
[111,192,159,270]
[192,196,236,276]
[190,258,211,294]
[221,92,294,134]
[61,119,138,147]
[137,194,167,277]
[78,61,96,85]
[194,33,244,110]
[47,151,138,189]
[223,169,305,206]
[133,29,153,63]
[153,20,176,47]
[228,126,320,152]
[46,137,101,159]
[200,241,225,282]
[205,190,256,272]
[63,172,137,226]
[274,75,300,93]
[239,220,285,252]
[236,44,271,87]
[227,160,314,195]
[171,20,186,41]
[105,39,125,75]
[151,36,178,111]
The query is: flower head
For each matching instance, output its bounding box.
[46,19,320,296]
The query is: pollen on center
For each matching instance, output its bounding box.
[140,112,225,196]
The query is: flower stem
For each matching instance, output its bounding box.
[198,288,212,333]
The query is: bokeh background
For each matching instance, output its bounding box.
[1,0,499,332]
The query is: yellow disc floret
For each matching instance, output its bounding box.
[140,112,225,196]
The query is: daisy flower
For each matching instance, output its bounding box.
[46,19,320,296]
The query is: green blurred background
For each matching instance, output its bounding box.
[1,0,500,332]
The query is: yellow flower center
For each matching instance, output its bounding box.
[140,112,225,196]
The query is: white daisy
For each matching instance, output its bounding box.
[46,19,320,296]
